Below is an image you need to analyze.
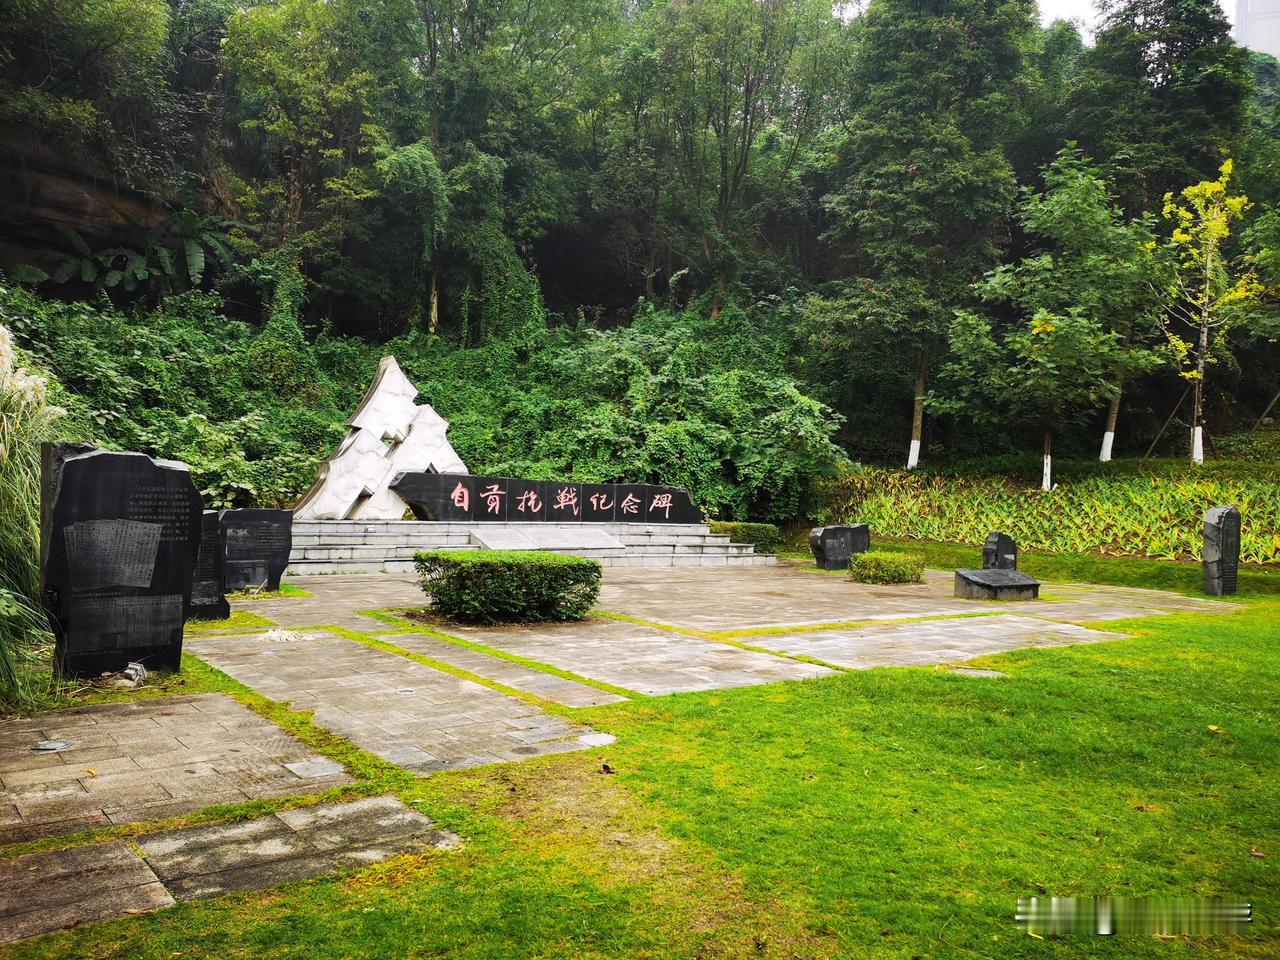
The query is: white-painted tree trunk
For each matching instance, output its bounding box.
[1042,428,1053,491]
[1099,391,1121,462]
[906,355,927,470]
[1191,425,1204,465]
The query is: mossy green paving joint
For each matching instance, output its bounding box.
[354,610,641,701]
[184,609,276,634]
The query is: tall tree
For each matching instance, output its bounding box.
[820,0,1036,469]
[1066,0,1250,214]
[1159,159,1261,464]
[979,146,1164,461]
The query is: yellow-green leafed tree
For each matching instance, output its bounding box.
[1161,159,1262,465]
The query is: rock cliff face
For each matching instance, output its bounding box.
[0,124,169,271]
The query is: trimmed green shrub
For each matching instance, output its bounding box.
[848,550,924,585]
[708,521,783,555]
[414,550,602,624]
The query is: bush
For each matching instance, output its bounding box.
[414,550,602,624]
[708,521,783,554]
[848,550,924,585]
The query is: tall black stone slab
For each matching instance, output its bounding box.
[188,511,230,620]
[41,449,202,678]
[581,484,618,523]
[220,509,293,592]
[1202,505,1241,596]
[809,525,871,570]
[982,532,1018,571]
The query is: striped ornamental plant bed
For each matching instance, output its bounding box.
[822,467,1280,566]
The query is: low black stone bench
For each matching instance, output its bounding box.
[954,568,1041,601]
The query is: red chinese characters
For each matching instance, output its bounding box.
[450,481,470,513]
[649,492,673,519]
[480,482,505,516]
[551,485,580,517]
[514,488,542,514]
[619,492,641,516]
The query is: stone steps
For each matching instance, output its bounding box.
[285,521,774,573]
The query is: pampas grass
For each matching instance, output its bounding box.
[0,320,62,703]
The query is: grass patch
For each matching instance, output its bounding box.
[184,609,276,634]
[227,582,312,601]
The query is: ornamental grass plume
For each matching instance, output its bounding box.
[0,321,63,702]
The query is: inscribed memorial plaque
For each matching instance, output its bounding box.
[220,509,294,592]
[41,448,201,677]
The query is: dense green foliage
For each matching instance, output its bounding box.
[0,283,845,518]
[2,0,1278,486]
[414,550,602,624]
[847,549,925,584]
[825,464,1280,564]
[707,521,783,555]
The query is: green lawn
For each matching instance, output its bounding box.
[4,563,1278,958]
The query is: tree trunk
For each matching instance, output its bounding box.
[1099,390,1121,462]
[906,353,927,469]
[427,270,439,339]
[1191,232,1214,466]
[709,271,726,319]
[1042,427,1053,491]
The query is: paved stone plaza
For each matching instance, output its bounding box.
[0,694,350,845]
[0,562,1238,944]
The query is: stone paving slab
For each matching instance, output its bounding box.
[0,840,173,944]
[186,630,607,774]
[742,615,1120,669]
[595,565,1236,632]
[0,695,351,844]
[437,618,835,695]
[232,575,424,634]
[137,795,459,900]
[374,633,628,707]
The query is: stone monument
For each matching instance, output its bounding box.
[188,511,230,620]
[1202,505,1241,596]
[809,524,871,570]
[982,532,1018,570]
[41,447,202,677]
[954,568,1041,601]
[294,356,467,520]
[221,509,294,592]
[391,473,703,524]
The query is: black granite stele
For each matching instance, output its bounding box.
[954,568,1041,601]
[982,531,1018,571]
[220,509,294,592]
[40,446,202,678]
[188,511,230,620]
[809,524,871,571]
[1202,505,1241,596]
[390,473,702,525]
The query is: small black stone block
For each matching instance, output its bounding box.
[220,509,293,592]
[809,525,870,570]
[982,531,1018,571]
[545,482,585,521]
[954,568,1041,601]
[506,477,548,522]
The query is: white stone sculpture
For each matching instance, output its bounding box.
[294,356,467,520]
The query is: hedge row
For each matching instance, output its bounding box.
[708,521,783,554]
[414,550,601,624]
[823,468,1280,566]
